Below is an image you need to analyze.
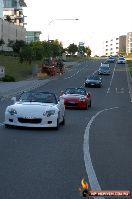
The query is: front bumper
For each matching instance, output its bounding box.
[64,100,87,109]
[4,114,58,128]
[85,82,101,87]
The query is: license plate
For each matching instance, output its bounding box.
[69,101,75,104]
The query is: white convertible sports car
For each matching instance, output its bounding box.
[4,91,65,129]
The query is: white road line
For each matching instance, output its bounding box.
[83,107,119,197]
[64,66,87,80]
[115,88,124,94]
[125,64,132,102]
[107,63,116,93]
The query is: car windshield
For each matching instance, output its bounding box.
[19,92,57,104]
[100,66,110,70]
[88,75,99,80]
[65,88,86,95]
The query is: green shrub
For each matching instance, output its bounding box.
[1,75,15,82]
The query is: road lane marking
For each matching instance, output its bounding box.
[115,88,124,93]
[83,107,119,194]
[107,63,116,93]
[64,62,91,80]
[125,64,132,102]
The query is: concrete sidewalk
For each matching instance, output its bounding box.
[0,78,51,100]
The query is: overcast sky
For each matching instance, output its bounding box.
[24,0,132,55]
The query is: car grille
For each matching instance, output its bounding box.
[18,118,42,124]
[65,102,78,106]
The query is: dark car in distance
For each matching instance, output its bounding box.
[105,56,115,63]
[98,65,111,75]
[85,75,102,87]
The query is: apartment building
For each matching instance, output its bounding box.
[104,35,126,56]
[3,0,27,27]
[0,0,4,18]
[126,32,132,54]
[104,37,119,56]
[119,35,126,53]
[0,18,26,51]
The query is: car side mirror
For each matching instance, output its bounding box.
[11,97,16,103]
[87,92,91,98]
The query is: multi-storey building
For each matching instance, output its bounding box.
[0,0,4,18]
[0,17,26,51]
[126,32,132,54]
[26,31,42,43]
[3,0,27,27]
[104,35,126,56]
[104,37,119,56]
[119,35,126,53]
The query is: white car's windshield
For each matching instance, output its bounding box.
[19,92,58,104]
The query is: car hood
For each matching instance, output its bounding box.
[7,102,58,116]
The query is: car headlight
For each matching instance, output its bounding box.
[8,108,17,115]
[43,110,55,117]
[79,97,86,102]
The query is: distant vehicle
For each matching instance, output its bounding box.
[4,91,65,130]
[105,56,115,63]
[60,87,91,109]
[117,57,126,64]
[98,65,111,75]
[101,63,110,67]
[85,74,102,87]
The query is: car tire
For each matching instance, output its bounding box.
[5,124,11,128]
[55,118,60,130]
[89,100,91,107]
[61,115,65,125]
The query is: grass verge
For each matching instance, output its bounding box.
[127,60,132,77]
[0,55,36,81]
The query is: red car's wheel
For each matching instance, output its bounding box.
[89,100,91,107]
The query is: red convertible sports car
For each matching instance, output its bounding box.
[60,87,91,109]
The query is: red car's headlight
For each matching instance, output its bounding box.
[79,97,86,102]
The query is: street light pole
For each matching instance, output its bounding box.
[47,18,79,41]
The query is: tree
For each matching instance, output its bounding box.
[19,45,35,64]
[85,46,91,57]
[0,39,5,51]
[41,39,63,58]
[50,40,63,57]
[12,40,26,54]
[67,43,78,55]
[30,41,45,60]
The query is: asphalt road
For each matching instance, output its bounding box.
[0,59,132,199]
